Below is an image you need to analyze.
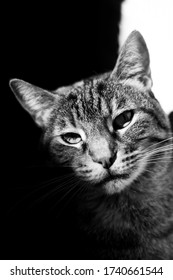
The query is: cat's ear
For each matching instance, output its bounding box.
[9,79,56,127]
[111,30,152,90]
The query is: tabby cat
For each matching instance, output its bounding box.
[10,31,173,259]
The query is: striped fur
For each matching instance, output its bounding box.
[9,31,173,259]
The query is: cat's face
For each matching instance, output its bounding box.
[47,79,170,194]
[10,31,171,194]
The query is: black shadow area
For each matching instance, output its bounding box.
[3,0,122,259]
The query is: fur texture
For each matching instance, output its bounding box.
[10,31,173,259]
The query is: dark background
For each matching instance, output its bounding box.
[4,0,123,259]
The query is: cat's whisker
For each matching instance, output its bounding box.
[138,153,173,160]
[7,173,76,214]
[139,153,172,162]
[144,158,172,163]
[7,177,62,213]
[144,136,173,147]
[143,151,173,159]
[30,175,78,207]
[148,155,173,159]
[55,182,85,218]
[143,153,173,161]
[137,152,173,164]
[51,175,78,191]
[35,174,72,186]
[144,168,156,175]
[143,143,173,154]
[141,145,173,158]
[142,137,173,153]
[30,173,75,191]
[144,159,172,163]
[147,143,173,153]
[49,180,80,215]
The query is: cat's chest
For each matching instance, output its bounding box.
[81,197,142,235]
[80,193,159,243]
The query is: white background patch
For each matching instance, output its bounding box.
[119,0,173,114]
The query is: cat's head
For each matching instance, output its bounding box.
[10,31,171,194]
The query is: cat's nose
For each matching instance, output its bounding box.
[92,154,117,169]
[89,136,117,169]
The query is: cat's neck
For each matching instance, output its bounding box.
[79,161,173,237]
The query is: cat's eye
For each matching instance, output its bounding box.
[113,110,134,130]
[61,132,82,144]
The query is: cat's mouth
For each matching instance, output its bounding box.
[100,171,132,194]
[107,169,115,178]
[75,155,143,194]
[101,156,148,194]
[105,170,130,181]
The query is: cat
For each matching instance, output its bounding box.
[9,30,173,259]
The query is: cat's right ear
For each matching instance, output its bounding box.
[9,79,56,127]
[111,30,153,91]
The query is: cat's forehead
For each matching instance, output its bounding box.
[65,78,140,113]
[52,79,156,131]
[65,79,112,121]
[55,78,146,131]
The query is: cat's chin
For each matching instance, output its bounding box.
[77,170,136,194]
[101,171,137,194]
[102,178,128,194]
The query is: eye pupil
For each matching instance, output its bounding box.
[113,110,133,130]
[62,133,81,144]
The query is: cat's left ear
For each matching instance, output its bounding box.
[9,79,56,127]
[111,30,152,90]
